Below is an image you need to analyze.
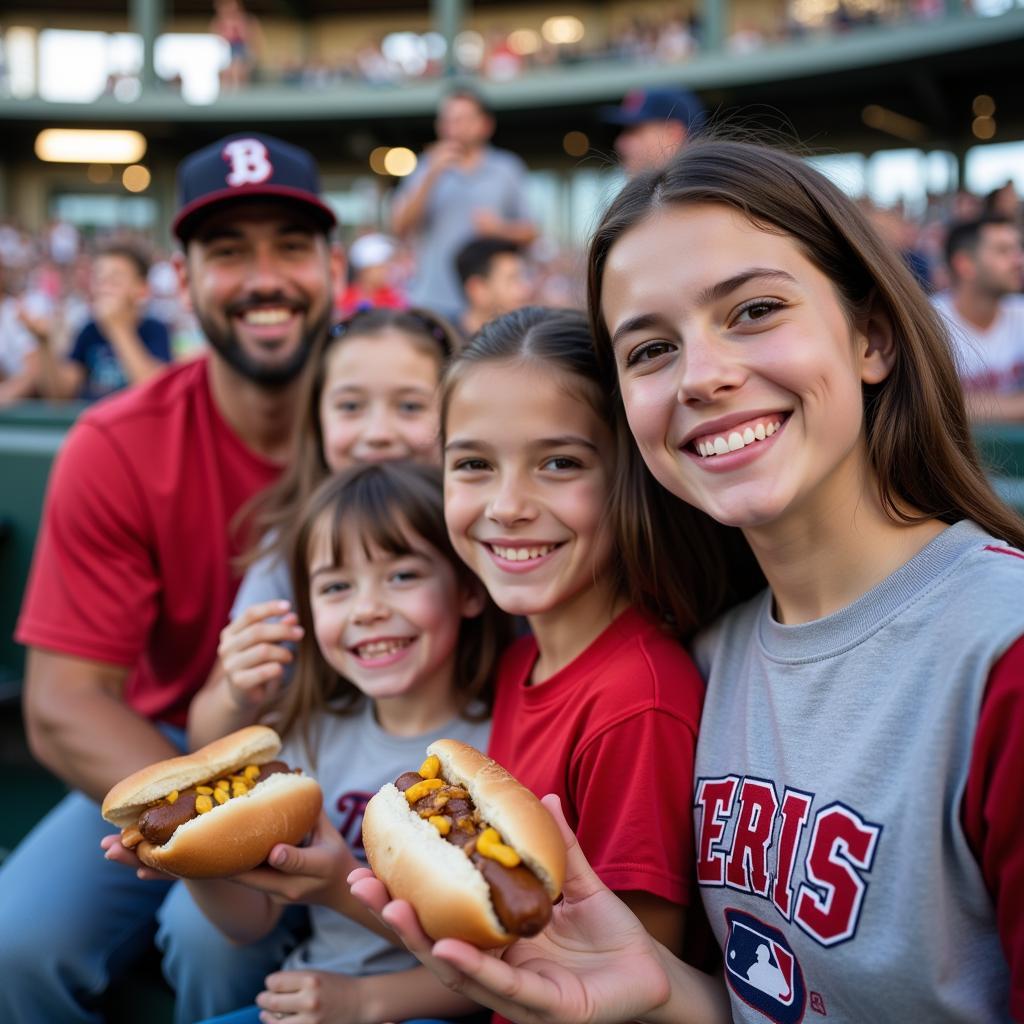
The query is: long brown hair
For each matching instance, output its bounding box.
[273,462,510,762]
[586,138,1024,598]
[235,306,461,565]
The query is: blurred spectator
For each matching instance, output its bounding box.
[211,0,263,91]
[602,86,705,177]
[392,86,536,321]
[983,181,1020,222]
[933,216,1024,421]
[0,263,40,406]
[455,236,532,336]
[337,232,405,316]
[32,241,172,402]
[865,202,933,291]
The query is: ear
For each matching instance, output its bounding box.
[858,302,897,386]
[330,241,346,295]
[171,251,193,313]
[459,578,487,620]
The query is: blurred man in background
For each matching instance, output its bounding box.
[30,241,172,402]
[392,86,536,322]
[455,235,532,337]
[933,215,1024,421]
[603,86,705,177]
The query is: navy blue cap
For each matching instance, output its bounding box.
[602,87,705,128]
[172,133,336,243]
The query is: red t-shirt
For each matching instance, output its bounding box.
[963,629,1024,1019]
[488,606,704,906]
[16,357,280,727]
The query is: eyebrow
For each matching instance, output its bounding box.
[444,435,598,453]
[610,267,797,347]
[309,565,339,580]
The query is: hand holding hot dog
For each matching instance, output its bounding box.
[350,792,680,1024]
[101,726,322,879]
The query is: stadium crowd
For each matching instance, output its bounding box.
[1,91,1021,415]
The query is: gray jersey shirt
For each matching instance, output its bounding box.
[693,521,1021,1023]
[279,701,491,976]
[398,146,530,319]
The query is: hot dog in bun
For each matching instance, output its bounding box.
[361,738,565,948]
[102,725,322,879]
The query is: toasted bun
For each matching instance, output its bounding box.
[135,771,323,879]
[361,740,566,948]
[102,725,283,828]
[101,726,322,879]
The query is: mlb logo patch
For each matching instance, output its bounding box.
[724,908,806,1023]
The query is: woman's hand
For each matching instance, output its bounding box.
[348,794,673,1024]
[218,600,304,708]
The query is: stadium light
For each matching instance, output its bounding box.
[122,164,151,192]
[541,17,584,45]
[861,105,927,144]
[35,129,147,164]
[383,148,417,177]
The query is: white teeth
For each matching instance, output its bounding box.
[243,308,292,325]
[355,638,412,659]
[695,419,783,458]
[492,544,555,562]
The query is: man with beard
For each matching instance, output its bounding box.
[0,134,341,1024]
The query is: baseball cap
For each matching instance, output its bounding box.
[172,132,337,243]
[602,87,705,128]
[349,233,398,272]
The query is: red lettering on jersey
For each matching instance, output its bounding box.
[794,803,882,946]
[772,788,813,920]
[725,778,778,896]
[222,138,273,186]
[695,776,739,885]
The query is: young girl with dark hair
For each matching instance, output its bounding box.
[109,462,508,1024]
[191,306,460,746]
[351,140,1024,1023]
[439,306,709,988]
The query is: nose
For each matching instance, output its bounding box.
[486,470,536,527]
[676,328,747,406]
[243,241,289,296]
[360,403,400,451]
[350,582,390,625]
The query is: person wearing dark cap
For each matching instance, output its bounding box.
[603,86,705,177]
[0,133,341,1024]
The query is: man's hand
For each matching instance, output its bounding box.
[92,290,139,339]
[426,139,464,174]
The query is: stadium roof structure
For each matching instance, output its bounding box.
[1,5,1022,162]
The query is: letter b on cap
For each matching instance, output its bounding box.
[223,138,273,187]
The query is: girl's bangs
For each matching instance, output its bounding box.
[309,476,430,572]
